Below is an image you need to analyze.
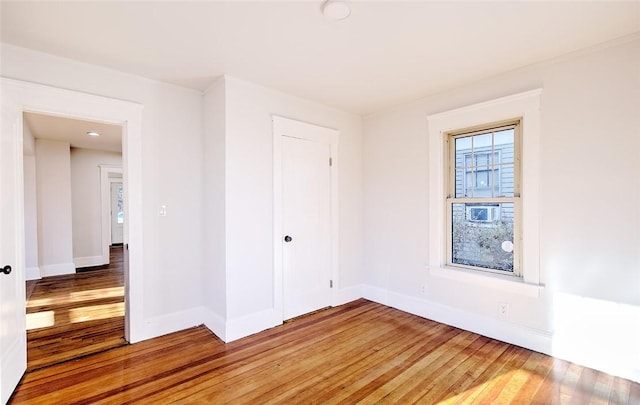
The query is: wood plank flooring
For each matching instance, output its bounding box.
[25,246,126,371]
[11,299,640,404]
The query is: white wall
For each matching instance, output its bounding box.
[203,76,363,340]
[35,139,74,276]
[203,78,227,335]
[363,35,640,382]
[2,44,204,339]
[70,148,122,265]
[23,123,39,280]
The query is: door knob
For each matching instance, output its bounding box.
[1,265,11,275]
[284,235,293,243]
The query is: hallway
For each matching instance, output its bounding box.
[25,246,126,370]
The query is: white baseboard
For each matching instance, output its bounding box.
[41,262,75,277]
[136,306,205,343]
[203,286,365,345]
[332,284,364,306]
[362,284,389,305]
[25,266,41,281]
[225,308,281,343]
[125,281,639,383]
[362,284,640,383]
[203,308,227,342]
[384,289,553,355]
[74,255,107,268]
[120,282,640,383]
[363,284,552,353]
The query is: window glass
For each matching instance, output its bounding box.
[448,123,519,274]
[494,129,514,162]
[116,184,124,224]
[451,202,514,272]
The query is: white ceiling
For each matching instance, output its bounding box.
[24,112,123,153]
[2,1,639,115]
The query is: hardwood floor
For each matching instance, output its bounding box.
[25,246,126,371]
[11,299,639,404]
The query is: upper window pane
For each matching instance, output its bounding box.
[472,133,492,150]
[453,127,515,198]
[455,169,465,197]
[494,129,515,163]
[454,137,471,168]
[497,162,514,197]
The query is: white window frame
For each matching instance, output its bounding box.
[427,89,543,297]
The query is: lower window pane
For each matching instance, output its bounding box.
[451,202,514,272]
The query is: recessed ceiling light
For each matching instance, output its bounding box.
[322,0,351,21]
[87,131,100,137]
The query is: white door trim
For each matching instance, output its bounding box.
[1,77,145,343]
[100,165,123,263]
[272,115,339,322]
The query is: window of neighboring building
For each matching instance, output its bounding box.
[463,151,500,197]
[447,122,520,275]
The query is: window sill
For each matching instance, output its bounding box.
[428,265,543,297]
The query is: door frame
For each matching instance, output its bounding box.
[272,115,339,321]
[1,78,144,344]
[101,165,123,260]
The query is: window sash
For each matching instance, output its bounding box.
[445,196,521,276]
[448,122,520,199]
[445,120,522,276]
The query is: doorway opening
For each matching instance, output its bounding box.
[1,78,143,399]
[22,112,127,370]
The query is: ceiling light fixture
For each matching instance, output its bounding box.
[322,0,351,21]
[87,131,100,137]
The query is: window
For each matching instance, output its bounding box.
[466,204,499,222]
[427,89,542,294]
[447,122,520,274]
[115,184,124,224]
